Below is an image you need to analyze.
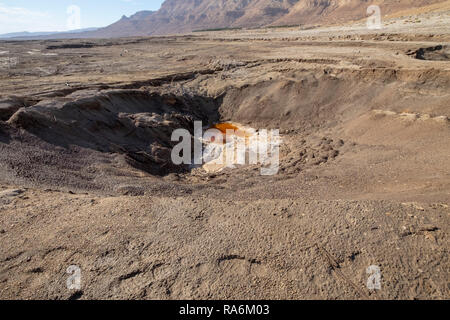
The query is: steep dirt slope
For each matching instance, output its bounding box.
[273,0,449,26]
[93,0,297,37]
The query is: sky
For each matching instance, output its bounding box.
[0,0,165,34]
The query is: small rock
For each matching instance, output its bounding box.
[401,202,425,211]
[163,173,179,182]
[424,232,436,242]
[0,189,25,198]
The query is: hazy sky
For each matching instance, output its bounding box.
[0,0,165,34]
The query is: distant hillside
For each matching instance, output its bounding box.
[83,0,447,37]
[85,11,156,38]
[0,31,56,39]
[0,28,99,40]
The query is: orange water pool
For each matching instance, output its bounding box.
[207,123,252,143]
[210,123,240,134]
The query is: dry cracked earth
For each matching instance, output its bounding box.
[0,16,449,300]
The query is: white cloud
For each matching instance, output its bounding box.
[0,3,63,34]
[0,3,48,17]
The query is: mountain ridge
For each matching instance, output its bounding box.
[86,0,448,37]
[2,0,448,40]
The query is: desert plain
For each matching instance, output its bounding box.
[0,10,449,300]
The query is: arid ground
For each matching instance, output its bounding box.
[0,12,449,300]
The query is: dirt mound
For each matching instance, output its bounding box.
[0,90,222,192]
[0,97,39,121]
[218,69,450,130]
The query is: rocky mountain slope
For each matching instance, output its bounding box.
[87,0,448,37]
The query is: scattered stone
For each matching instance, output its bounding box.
[115,185,145,196]
[27,267,43,274]
[401,202,425,211]
[0,189,25,198]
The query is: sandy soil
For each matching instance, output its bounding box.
[0,14,449,300]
